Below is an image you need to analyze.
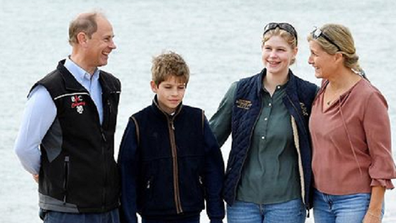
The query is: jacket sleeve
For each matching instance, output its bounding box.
[209,82,237,147]
[203,116,225,223]
[118,118,139,223]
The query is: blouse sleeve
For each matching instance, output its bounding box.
[363,91,396,189]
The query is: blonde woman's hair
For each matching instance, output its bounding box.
[307,24,363,73]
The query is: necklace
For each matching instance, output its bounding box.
[325,89,343,106]
[325,71,363,106]
[327,99,336,105]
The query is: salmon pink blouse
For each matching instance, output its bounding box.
[309,78,396,195]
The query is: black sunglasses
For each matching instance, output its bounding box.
[311,27,341,51]
[263,22,298,44]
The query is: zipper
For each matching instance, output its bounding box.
[146,178,152,189]
[153,98,183,213]
[63,156,70,204]
[198,176,203,185]
[198,176,204,197]
[101,130,107,142]
[100,93,117,209]
[107,99,112,114]
[168,118,183,214]
[100,97,111,209]
[100,128,107,210]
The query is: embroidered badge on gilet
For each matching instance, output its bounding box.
[71,95,86,114]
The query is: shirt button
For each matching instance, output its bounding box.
[261,136,265,140]
[264,117,268,121]
[268,103,272,107]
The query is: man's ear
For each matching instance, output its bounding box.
[150,80,158,93]
[76,32,88,45]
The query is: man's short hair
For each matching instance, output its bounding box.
[68,11,105,45]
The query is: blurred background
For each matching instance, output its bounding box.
[0,0,395,222]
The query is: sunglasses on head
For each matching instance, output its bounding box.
[263,22,298,44]
[311,27,341,51]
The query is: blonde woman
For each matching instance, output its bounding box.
[210,22,317,223]
[308,24,396,223]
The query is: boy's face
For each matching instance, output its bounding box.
[151,75,186,114]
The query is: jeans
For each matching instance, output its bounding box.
[42,208,120,223]
[227,198,306,223]
[313,189,384,223]
[142,215,200,223]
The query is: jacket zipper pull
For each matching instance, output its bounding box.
[147,180,151,189]
[170,121,175,130]
[63,156,70,204]
[101,129,107,142]
[107,100,112,113]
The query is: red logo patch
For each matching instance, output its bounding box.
[71,95,86,114]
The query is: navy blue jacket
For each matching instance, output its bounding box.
[224,69,317,208]
[118,98,225,223]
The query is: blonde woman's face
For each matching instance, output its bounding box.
[262,36,297,76]
[308,40,337,79]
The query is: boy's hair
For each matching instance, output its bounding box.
[151,51,190,85]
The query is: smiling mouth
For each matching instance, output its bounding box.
[268,61,280,66]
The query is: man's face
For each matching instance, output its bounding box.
[84,16,116,69]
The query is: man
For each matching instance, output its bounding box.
[14,11,121,223]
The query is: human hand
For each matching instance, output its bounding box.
[33,174,39,183]
[362,211,382,223]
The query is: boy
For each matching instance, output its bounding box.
[118,51,225,223]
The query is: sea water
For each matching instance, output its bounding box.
[0,0,395,222]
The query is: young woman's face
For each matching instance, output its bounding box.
[151,76,186,114]
[262,35,297,75]
[308,40,337,79]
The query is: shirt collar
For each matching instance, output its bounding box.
[260,68,289,94]
[64,57,100,83]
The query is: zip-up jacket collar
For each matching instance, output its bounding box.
[151,95,183,119]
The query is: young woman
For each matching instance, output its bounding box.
[210,22,317,223]
[308,23,396,223]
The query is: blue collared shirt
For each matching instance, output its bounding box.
[14,57,103,174]
[64,58,103,123]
